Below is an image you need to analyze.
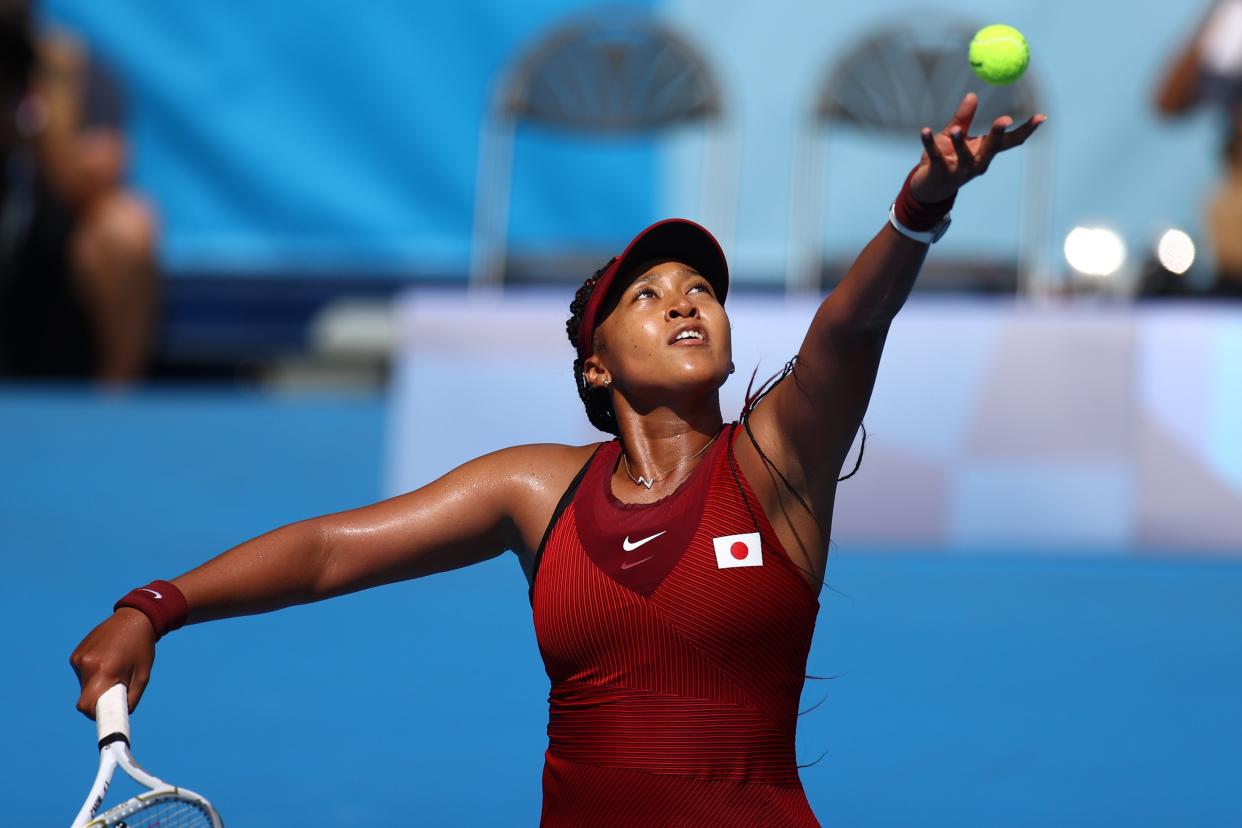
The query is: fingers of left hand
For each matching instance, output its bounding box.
[999,114,1047,152]
[979,116,1013,162]
[949,127,974,171]
[952,92,978,133]
[921,127,947,168]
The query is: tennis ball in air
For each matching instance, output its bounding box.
[969,24,1029,85]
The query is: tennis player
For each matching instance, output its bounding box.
[71,92,1044,826]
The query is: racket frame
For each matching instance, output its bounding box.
[70,684,223,828]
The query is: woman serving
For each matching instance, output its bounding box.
[71,92,1044,826]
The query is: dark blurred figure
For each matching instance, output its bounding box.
[0,0,159,384]
[1156,0,1242,298]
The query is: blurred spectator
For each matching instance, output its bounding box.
[1156,0,1242,297]
[0,0,159,384]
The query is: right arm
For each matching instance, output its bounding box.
[70,444,543,716]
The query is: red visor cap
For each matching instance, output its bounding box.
[576,218,729,360]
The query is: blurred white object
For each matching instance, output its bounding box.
[1200,0,1242,77]
[310,299,397,357]
[1064,226,1127,278]
[391,290,1242,550]
[260,298,397,392]
[1156,229,1196,274]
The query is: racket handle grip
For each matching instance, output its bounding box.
[95,684,131,748]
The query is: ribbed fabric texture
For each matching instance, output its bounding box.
[532,423,822,826]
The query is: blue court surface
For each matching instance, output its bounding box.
[4,388,1239,826]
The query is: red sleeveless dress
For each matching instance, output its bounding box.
[530,422,822,826]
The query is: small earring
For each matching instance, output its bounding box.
[603,379,612,388]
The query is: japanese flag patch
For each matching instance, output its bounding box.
[713,532,763,569]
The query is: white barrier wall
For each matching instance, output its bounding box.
[388,290,1242,554]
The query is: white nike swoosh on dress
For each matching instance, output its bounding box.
[622,531,666,552]
[139,588,163,599]
[620,555,654,570]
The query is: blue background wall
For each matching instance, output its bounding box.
[41,0,659,273]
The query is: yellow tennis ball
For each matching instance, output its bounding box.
[969,24,1029,85]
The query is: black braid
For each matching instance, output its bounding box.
[726,354,867,591]
[566,257,621,436]
[739,355,867,488]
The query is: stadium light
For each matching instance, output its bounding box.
[1064,226,1126,278]
[1156,228,1196,275]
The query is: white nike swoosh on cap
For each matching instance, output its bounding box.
[622,531,666,552]
[139,588,163,599]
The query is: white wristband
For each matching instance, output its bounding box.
[888,202,951,244]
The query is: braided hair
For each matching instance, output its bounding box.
[566,257,621,436]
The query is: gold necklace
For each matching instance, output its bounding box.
[621,431,718,490]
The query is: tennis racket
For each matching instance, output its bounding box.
[70,683,224,828]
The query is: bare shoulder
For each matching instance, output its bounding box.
[491,441,604,557]
[491,441,601,483]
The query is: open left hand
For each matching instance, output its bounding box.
[910,92,1047,203]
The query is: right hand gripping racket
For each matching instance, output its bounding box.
[69,684,224,827]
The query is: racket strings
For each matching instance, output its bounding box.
[98,796,217,828]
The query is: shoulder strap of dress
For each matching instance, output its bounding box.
[527,442,608,604]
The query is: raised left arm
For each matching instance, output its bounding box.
[752,92,1046,479]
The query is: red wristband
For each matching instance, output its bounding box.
[114,580,189,640]
[894,165,956,231]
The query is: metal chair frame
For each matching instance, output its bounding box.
[470,9,735,288]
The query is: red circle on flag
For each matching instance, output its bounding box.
[730,541,749,560]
